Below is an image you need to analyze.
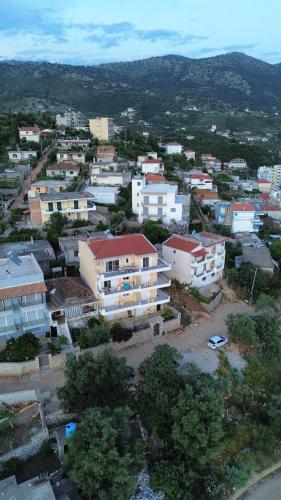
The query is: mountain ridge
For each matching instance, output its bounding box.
[0,52,281,116]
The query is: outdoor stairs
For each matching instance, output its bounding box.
[57,321,73,347]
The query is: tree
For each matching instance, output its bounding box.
[171,365,224,469]
[255,315,281,358]
[255,293,280,317]
[225,313,257,346]
[47,211,67,249]
[65,406,141,499]
[141,220,170,244]
[270,240,281,265]
[0,332,40,361]
[138,344,183,437]
[57,350,129,412]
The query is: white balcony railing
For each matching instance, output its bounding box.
[98,258,171,279]
[99,275,170,296]
[100,290,170,315]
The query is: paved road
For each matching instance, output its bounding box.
[9,145,52,210]
[243,473,281,500]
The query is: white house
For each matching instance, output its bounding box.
[203,157,222,171]
[91,168,131,187]
[19,127,41,143]
[183,149,196,161]
[227,158,248,169]
[8,151,37,162]
[46,161,80,179]
[56,152,86,163]
[85,186,119,205]
[164,142,183,155]
[162,232,227,288]
[140,160,164,175]
[132,175,190,225]
[186,172,213,190]
[231,202,262,233]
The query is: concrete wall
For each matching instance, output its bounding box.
[0,358,40,377]
[0,390,38,405]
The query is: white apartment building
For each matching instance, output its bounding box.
[91,168,131,187]
[56,152,86,163]
[8,151,37,162]
[89,117,114,141]
[164,142,183,155]
[231,202,262,233]
[162,232,226,288]
[56,111,86,129]
[19,127,41,143]
[132,175,190,225]
[86,186,119,205]
[258,165,281,188]
[79,233,171,321]
[0,253,50,343]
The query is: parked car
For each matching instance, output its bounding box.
[207,335,229,350]
[127,366,135,378]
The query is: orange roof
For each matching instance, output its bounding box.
[163,236,199,253]
[198,192,219,200]
[88,234,156,259]
[191,174,212,180]
[192,249,208,258]
[263,205,281,212]
[19,127,40,132]
[0,282,47,301]
[231,202,254,211]
[146,174,166,183]
[142,159,161,164]
[255,179,271,184]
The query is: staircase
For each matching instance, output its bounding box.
[57,321,73,347]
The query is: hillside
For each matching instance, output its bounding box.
[1,53,281,117]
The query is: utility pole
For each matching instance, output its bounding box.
[249,267,258,306]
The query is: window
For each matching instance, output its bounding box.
[202,277,206,281]
[157,207,163,216]
[74,250,79,257]
[74,200,79,210]
[106,260,119,272]
[158,196,163,205]
[48,202,53,212]
[128,310,133,318]
[70,171,74,175]
[142,257,149,268]
[125,258,129,264]
[171,208,176,213]
[173,250,176,254]
[143,207,149,217]
[143,196,149,204]
[57,202,62,211]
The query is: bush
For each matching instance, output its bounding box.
[162,308,174,321]
[111,323,133,343]
[0,458,21,480]
[0,332,40,362]
[40,438,55,457]
[189,287,211,304]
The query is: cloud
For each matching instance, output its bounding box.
[222,43,258,51]
[80,22,207,48]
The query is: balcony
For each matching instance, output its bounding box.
[98,258,171,279]
[100,290,170,315]
[0,303,13,313]
[99,275,170,297]
[22,318,48,329]
[0,324,16,335]
[20,298,44,308]
[42,206,96,215]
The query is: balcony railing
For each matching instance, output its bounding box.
[100,290,170,314]
[0,324,16,334]
[20,298,44,308]
[22,318,47,328]
[99,275,170,296]
[99,258,171,278]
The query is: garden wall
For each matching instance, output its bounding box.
[0,358,40,377]
[0,390,38,405]
[201,291,223,313]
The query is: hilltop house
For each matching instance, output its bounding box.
[19,127,41,143]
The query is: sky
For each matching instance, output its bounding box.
[0,0,280,66]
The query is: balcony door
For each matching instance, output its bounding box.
[106,260,119,272]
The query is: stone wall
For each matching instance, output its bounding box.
[201,291,223,313]
[0,429,49,464]
[0,390,38,405]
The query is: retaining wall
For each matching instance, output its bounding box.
[0,390,38,405]
[0,358,40,377]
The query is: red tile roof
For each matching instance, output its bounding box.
[192,249,208,258]
[142,159,161,164]
[231,202,254,211]
[146,174,166,183]
[263,205,281,212]
[191,174,212,180]
[255,179,271,184]
[163,236,199,253]
[88,234,156,259]
[19,127,40,132]
[0,282,47,301]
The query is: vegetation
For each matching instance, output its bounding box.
[46,211,67,249]
[0,332,40,362]
[141,220,170,244]
[57,350,129,412]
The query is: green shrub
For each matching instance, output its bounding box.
[40,438,55,457]
[0,332,40,362]
[162,308,174,321]
[111,323,132,343]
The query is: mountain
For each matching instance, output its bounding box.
[0,53,281,117]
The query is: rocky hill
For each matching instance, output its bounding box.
[1,53,281,117]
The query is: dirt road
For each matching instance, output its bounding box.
[243,472,281,500]
[9,145,52,210]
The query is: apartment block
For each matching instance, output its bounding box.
[258,165,281,188]
[185,172,213,190]
[29,191,96,224]
[79,234,171,321]
[19,127,41,143]
[164,142,183,155]
[55,111,86,129]
[226,158,248,170]
[89,117,114,141]
[132,175,190,225]
[0,253,50,343]
[162,232,227,288]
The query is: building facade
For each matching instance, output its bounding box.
[162,232,226,288]
[164,142,183,155]
[19,127,41,143]
[55,111,86,129]
[79,234,171,321]
[0,253,50,343]
[46,161,80,179]
[56,152,86,163]
[8,151,37,162]
[258,165,281,188]
[132,176,190,225]
[29,191,96,224]
[89,117,114,141]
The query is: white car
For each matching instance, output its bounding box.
[207,335,229,350]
